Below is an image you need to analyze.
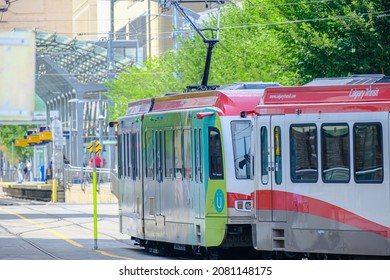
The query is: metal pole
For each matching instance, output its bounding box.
[98,92,103,157]
[106,0,115,169]
[92,143,98,250]
[148,0,152,58]
[107,0,114,79]
[11,139,14,168]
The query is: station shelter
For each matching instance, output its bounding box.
[3,29,133,181]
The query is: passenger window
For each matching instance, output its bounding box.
[209,127,223,179]
[164,130,174,178]
[290,124,318,182]
[321,124,350,183]
[118,134,123,178]
[131,132,138,181]
[260,126,268,184]
[194,129,203,183]
[354,123,383,183]
[183,129,192,179]
[274,126,282,185]
[155,130,163,182]
[231,121,251,179]
[125,133,130,177]
[174,129,183,179]
[199,129,203,183]
[145,130,154,178]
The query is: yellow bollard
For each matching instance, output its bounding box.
[52,179,57,203]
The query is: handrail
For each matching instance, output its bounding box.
[63,165,114,192]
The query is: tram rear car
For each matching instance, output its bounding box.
[117,88,268,256]
[251,80,390,259]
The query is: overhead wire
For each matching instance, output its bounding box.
[1,1,388,37]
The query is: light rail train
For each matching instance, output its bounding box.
[116,75,390,259]
[116,83,279,257]
[251,75,390,259]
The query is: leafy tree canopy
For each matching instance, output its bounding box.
[107,0,389,119]
[0,125,34,165]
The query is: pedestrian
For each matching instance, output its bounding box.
[26,160,32,181]
[47,160,53,180]
[89,154,102,168]
[17,160,24,183]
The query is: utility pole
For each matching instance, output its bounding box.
[107,0,115,170]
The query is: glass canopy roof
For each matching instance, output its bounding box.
[31,29,133,103]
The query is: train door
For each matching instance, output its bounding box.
[130,122,144,238]
[143,126,164,239]
[193,122,204,220]
[255,115,286,222]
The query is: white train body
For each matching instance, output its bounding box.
[252,81,390,257]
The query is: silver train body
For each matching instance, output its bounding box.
[116,88,274,256]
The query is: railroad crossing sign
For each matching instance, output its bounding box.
[88,141,102,154]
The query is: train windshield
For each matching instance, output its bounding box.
[231,121,252,179]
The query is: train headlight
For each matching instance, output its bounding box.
[235,200,252,212]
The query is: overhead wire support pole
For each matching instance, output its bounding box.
[170,0,225,89]
[92,143,98,250]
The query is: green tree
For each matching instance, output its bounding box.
[209,0,299,86]
[107,0,389,118]
[0,125,32,165]
[106,53,190,120]
[271,0,390,83]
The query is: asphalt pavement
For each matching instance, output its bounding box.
[0,191,169,260]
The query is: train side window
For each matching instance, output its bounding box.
[290,124,318,182]
[128,132,132,179]
[194,129,199,183]
[199,128,203,183]
[321,124,350,183]
[145,130,154,179]
[183,128,192,179]
[353,123,383,183]
[118,133,123,178]
[274,126,282,185]
[122,133,129,177]
[174,129,183,179]
[125,133,130,177]
[131,132,138,181]
[209,127,224,179]
[194,128,203,183]
[164,130,174,178]
[231,121,251,179]
[260,126,268,184]
[137,131,141,179]
[155,130,163,182]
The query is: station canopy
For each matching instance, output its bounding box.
[16,28,134,124]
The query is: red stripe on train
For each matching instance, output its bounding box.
[254,190,390,238]
[227,192,251,208]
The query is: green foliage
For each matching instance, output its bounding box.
[271,0,390,83]
[0,125,33,164]
[210,0,300,86]
[107,0,389,118]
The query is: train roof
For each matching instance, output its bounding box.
[255,81,390,115]
[218,82,282,90]
[125,98,153,116]
[151,89,270,116]
[125,89,269,117]
[305,74,390,86]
